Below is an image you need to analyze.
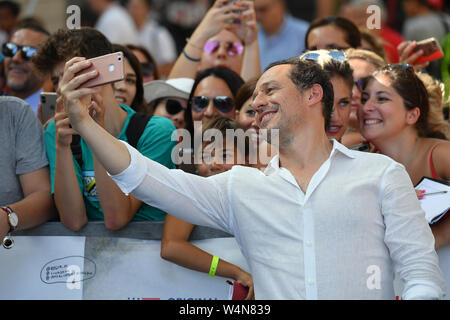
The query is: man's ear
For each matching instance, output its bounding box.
[306,83,324,107]
[406,107,421,125]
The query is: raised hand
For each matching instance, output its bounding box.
[54,96,78,148]
[189,0,243,45]
[229,1,258,45]
[397,41,430,71]
[58,57,100,129]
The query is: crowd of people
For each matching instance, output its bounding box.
[1,0,450,300]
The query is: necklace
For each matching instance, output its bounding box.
[406,137,419,168]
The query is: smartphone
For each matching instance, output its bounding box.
[40,92,58,123]
[77,51,124,88]
[411,37,444,64]
[227,280,249,300]
[224,0,242,24]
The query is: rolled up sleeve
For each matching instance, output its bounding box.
[109,140,232,233]
[380,162,446,299]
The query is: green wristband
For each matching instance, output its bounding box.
[209,255,219,277]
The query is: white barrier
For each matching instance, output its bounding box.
[1,221,449,300]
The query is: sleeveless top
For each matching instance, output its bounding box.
[429,144,442,179]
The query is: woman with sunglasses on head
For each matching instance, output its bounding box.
[168,0,260,82]
[305,16,362,52]
[359,64,450,249]
[300,50,354,143]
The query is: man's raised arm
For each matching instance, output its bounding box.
[60,57,231,233]
[59,57,131,175]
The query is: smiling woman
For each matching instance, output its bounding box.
[359,63,450,249]
[359,64,450,184]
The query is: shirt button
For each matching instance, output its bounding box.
[306,241,312,247]
[308,279,315,285]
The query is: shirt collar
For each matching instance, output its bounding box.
[263,139,355,176]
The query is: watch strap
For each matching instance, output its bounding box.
[1,206,16,232]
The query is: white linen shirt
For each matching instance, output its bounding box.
[110,140,445,300]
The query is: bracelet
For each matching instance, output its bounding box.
[209,255,220,277]
[182,48,201,62]
[185,38,203,51]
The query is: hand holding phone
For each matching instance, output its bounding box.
[227,280,250,300]
[77,52,124,88]
[410,37,444,64]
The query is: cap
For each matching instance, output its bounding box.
[143,78,195,105]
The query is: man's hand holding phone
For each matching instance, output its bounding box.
[59,56,101,130]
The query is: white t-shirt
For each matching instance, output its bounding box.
[138,19,177,66]
[95,3,139,46]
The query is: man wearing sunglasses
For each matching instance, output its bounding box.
[2,24,49,114]
[60,56,445,300]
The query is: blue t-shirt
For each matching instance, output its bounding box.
[45,104,177,221]
[258,14,309,71]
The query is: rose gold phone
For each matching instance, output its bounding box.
[78,51,124,88]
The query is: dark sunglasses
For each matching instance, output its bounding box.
[302,50,347,63]
[141,62,155,77]
[203,40,244,56]
[165,99,185,115]
[191,96,234,114]
[2,42,37,61]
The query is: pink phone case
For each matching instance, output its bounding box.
[78,52,124,88]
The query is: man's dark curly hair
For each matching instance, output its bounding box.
[32,27,113,76]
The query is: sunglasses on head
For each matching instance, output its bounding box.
[203,40,244,56]
[190,96,234,114]
[2,42,37,61]
[385,63,413,72]
[165,99,185,115]
[302,50,347,63]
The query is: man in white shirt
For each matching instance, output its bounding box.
[58,55,446,299]
[87,0,139,46]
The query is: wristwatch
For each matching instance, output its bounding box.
[1,206,18,232]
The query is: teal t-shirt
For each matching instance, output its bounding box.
[45,104,177,221]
